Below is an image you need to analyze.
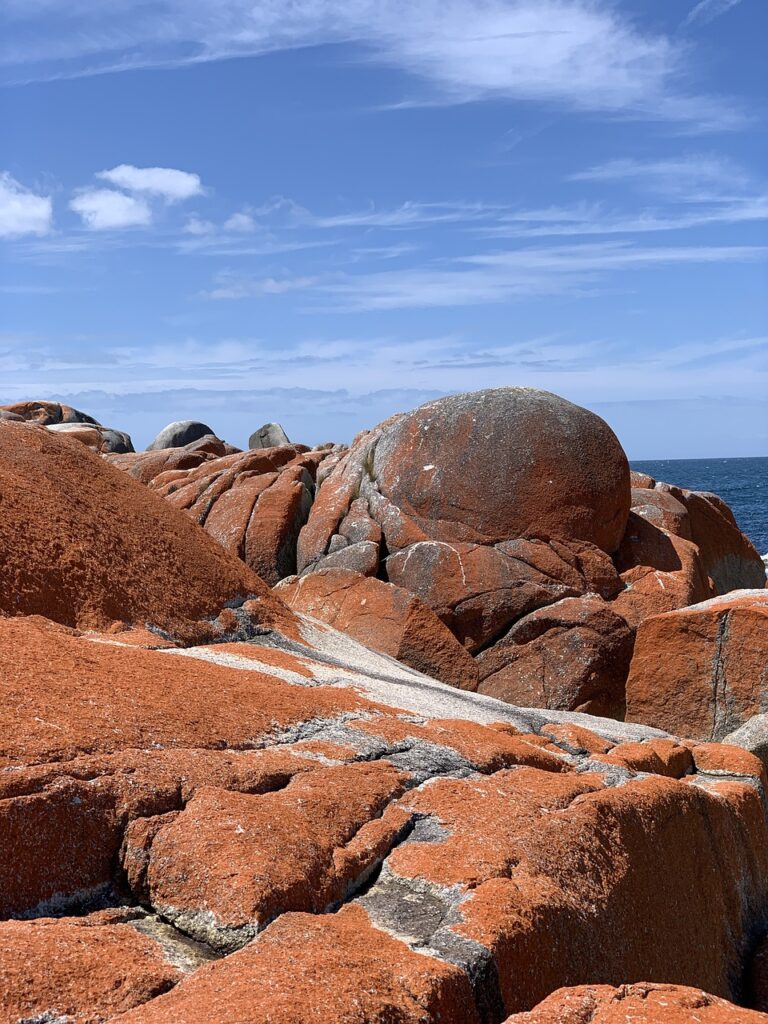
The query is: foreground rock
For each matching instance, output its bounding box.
[276,568,479,689]
[3,605,768,1022]
[0,916,183,1022]
[504,983,768,1022]
[625,591,768,741]
[0,421,292,641]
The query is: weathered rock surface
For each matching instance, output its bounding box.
[147,419,217,450]
[0,917,183,1023]
[148,445,327,584]
[0,421,291,640]
[298,389,630,579]
[0,399,99,425]
[277,568,479,689]
[46,420,135,453]
[3,601,768,1022]
[249,421,291,449]
[625,591,768,741]
[503,983,768,1022]
[476,597,634,718]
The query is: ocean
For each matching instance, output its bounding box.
[632,456,768,559]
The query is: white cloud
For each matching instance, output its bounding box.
[69,187,152,230]
[0,173,52,237]
[198,239,766,309]
[97,164,203,201]
[315,241,767,310]
[0,1,739,126]
[223,210,256,233]
[684,0,743,27]
[570,156,752,193]
[484,196,768,239]
[205,273,323,300]
[184,215,216,235]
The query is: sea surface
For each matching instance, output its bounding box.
[631,457,768,558]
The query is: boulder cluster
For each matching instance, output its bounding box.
[1,387,767,1023]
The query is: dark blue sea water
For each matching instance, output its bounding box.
[632,457,768,558]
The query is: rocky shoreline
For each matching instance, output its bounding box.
[1,388,767,1023]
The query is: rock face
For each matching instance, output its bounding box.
[0,420,291,640]
[503,983,768,1023]
[0,917,183,1022]
[149,445,328,585]
[625,591,768,741]
[476,597,634,719]
[250,421,291,449]
[0,399,99,425]
[295,389,630,678]
[277,568,479,689]
[4,607,768,1022]
[298,389,630,574]
[47,420,135,453]
[102,388,764,723]
[147,419,217,450]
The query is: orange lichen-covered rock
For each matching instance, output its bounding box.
[592,738,694,778]
[476,597,634,718]
[445,772,768,1013]
[296,389,629,654]
[370,389,630,553]
[146,445,328,584]
[0,918,182,1023]
[276,568,479,689]
[128,763,408,950]
[678,488,766,594]
[631,485,692,538]
[0,422,292,639]
[611,513,713,627]
[117,905,479,1024]
[385,535,622,653]
[625,591,768,741]
[0,617,368,772]
[503,983,768,1023]
[0,399,99,425]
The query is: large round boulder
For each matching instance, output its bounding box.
[371,388,630,552]
[147,420,216,451]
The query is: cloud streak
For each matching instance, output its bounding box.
[205,240,767,310]
[684,0,743,27]
[0,1,741,127]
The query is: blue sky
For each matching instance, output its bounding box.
[1,0,766,456]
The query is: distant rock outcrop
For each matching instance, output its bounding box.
[147,420,217,450]
[249,422,291,449]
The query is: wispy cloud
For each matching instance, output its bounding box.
[569,155,752,193]
[683,0,743,28]
[203,240,767,310]
[0,173,52,237]
[483,196,768,240]
[0,1,741,127]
